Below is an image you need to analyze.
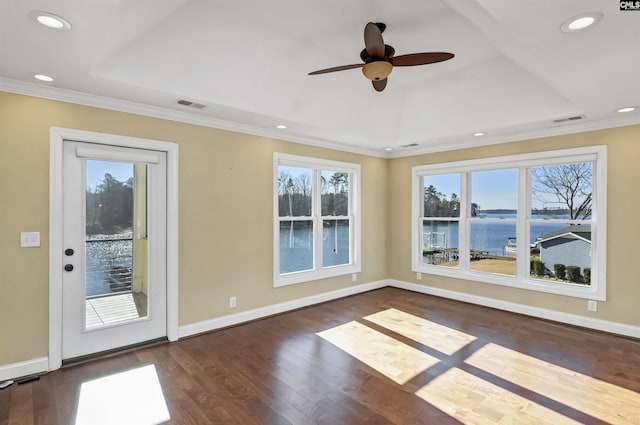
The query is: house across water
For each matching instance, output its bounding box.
[537,225,592,277]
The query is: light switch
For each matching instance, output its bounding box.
[20,232,40,247]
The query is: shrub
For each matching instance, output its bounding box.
[531,258,546,276]
[566,266,582,283]
[554,264,566,280]
[584,268,591,285]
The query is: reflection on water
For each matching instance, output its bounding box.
[86,233,133,297]
[279,223,350,274]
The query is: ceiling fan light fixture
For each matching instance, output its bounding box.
[362,61,393,81]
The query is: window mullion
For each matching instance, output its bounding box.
[517,167,529,280]
[314,168,322,270]
[459,172,470,271]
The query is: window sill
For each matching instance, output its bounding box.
[274,264,361,288]
[412,265,605,301]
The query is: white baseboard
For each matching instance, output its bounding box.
[388,279,640,339]
[0,357,48,382]
[5,279,638,380]
[2,281,386,379]
[178,280,388,338]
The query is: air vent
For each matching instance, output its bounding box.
[177,99,206,109]
[553,114,585,123]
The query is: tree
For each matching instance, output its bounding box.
[531,163,592,219]
[325,172,348,216]
[85,173,134,234]
[294,173,312,215]
[470,202,480,217]
[424,185,459,217]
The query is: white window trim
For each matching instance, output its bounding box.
[411,146,607,301]
[274,153,361,287]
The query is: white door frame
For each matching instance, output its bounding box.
[49,127,179,371]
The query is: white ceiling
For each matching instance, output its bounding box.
[1,0,639,157]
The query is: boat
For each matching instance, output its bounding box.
[504,237,517,256]
[504,237,540,256]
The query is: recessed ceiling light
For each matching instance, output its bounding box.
[32,11,72,30]
[384,147,393,151]
[617,106,638,113]
[561,12,602,33]
[473,132,486,137]
[34,74,54,82]
[276,124,287,129]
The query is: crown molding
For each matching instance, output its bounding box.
[0,78,386,158]
[3,77,638,160]
[388,114,640,158]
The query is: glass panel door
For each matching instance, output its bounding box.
[62,140,167,361]
[84,161,148,330]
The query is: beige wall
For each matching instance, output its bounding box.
[1,89,639,368]
[0,91,388,365]
[388,125,640,326]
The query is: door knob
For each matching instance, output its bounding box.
[65,248,74,256]
[64,264,74,272]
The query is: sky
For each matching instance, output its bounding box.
[86,160,134,191]
[424,169,551,210]
[281,166,557,210]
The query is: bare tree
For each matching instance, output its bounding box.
[531,163,592,219]
[295,173,312,215]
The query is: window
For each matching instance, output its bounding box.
[412,146,606,300]
[274,153,360,286]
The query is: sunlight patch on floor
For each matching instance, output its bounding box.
[317,321,439,384]
[364,308,476,355]
[75,364,170,425]
[415,367,582,425]
[317,309,640,424]
[465,343,640,425]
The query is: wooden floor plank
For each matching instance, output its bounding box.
[2,287,640,424]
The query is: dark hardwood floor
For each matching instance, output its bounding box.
[2,287,640,424]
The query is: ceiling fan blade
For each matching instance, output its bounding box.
[372,78,387,92]
[308,63,364,75]
[364,22,385,58]
[390,52,454,67]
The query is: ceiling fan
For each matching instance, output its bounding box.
[308,22,454,92]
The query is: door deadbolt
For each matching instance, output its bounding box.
[64,264,74,272]
[65,248,74,256]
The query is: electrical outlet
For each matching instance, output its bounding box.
[229,296,237,308]
[417,272,422,281]
[352,273,357,282]
[587,300,597,312]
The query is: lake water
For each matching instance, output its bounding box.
[424,214,572,256]
[85,236,133,296]
[280,222,349,273]
[88,215,576,289]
